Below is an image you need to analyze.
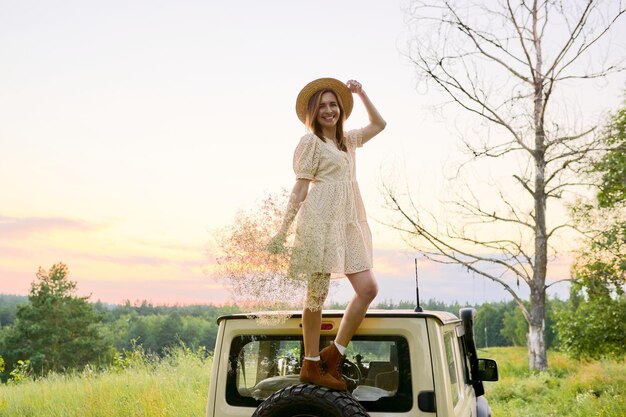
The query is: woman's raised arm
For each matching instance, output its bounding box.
[346,79,386,144]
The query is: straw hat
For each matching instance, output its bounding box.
[295,78,353,124]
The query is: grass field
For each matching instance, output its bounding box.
[1,346,625,416]
[0,348,212,417]
[483,347,626,417]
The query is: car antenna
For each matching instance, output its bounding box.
[414,258,423,312]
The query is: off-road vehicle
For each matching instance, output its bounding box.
[206,306,498,416]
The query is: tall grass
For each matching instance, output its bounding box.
[1,346,625,416]
[0,347,211,417]
[483,347,626,417]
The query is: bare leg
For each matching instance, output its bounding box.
[302,308,322,357]
[335,269,378,347]
[302,273,330,357]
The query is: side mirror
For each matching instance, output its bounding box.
[477,358,498,381]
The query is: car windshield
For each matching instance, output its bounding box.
[226,335,412,413]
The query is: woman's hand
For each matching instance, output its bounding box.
[267,232,287,254]
[346,79,363,94]
[346,78,386,144]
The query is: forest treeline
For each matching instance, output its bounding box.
[0,288,561,380]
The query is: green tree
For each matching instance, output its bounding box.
[501,305,527,347]
[475,302,509,348]
[0,295,28,327]
[595,103,626,208]
[154,312,183,354]
[177,315,217,351]
[128,316,154,351]
[556,99,626,360]
[1,263,109,375]
[556,284,626,360]
[582,98,626,291]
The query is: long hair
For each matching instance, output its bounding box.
[304,89,347,152]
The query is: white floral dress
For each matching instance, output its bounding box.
[289,129,373,279]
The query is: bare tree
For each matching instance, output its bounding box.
[389,0,625,370]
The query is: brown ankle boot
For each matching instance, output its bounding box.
[299,359,347,391]
[320,343,346,381]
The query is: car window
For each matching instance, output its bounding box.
[444,332,461,405]
[457,335,471,385]
[226,335,412,413]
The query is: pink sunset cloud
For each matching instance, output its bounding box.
[0,215,98,238]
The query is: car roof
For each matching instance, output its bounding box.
[216,309,460,325]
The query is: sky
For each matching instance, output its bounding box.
[1,1,625,307]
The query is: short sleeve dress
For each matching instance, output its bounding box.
[289,129,373,279]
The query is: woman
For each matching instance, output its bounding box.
[269,78,386,390]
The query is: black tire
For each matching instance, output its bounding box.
[252,383,370,417]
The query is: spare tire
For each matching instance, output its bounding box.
[252,383,370,417]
